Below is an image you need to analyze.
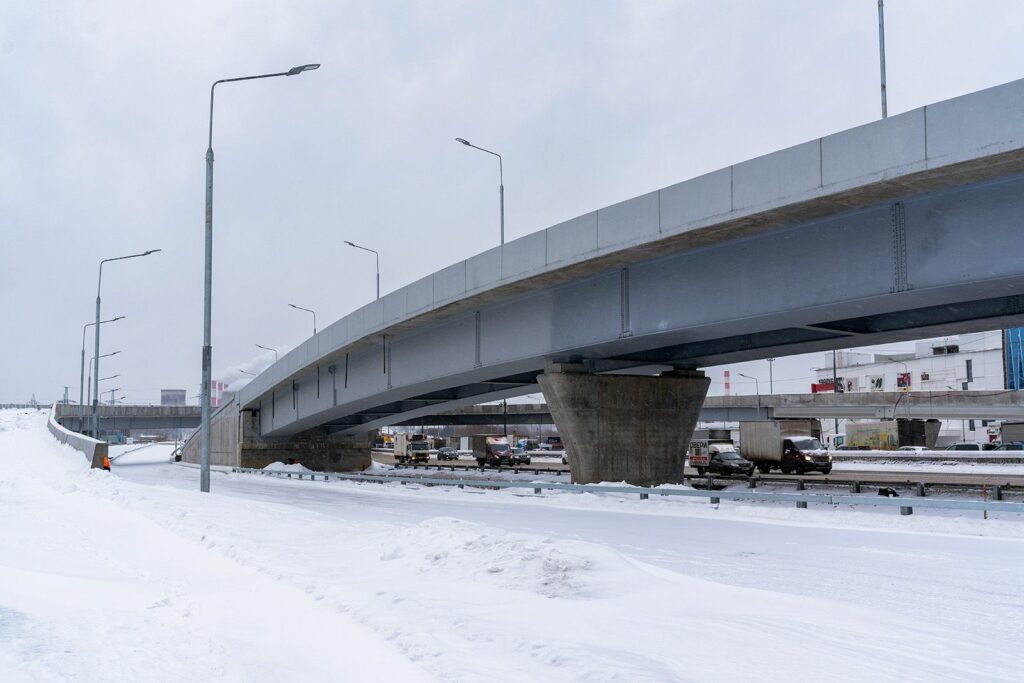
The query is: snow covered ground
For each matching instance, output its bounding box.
[3,408,1024,681]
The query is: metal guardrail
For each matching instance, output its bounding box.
[389,461,1020,495]
[228,467,1024,516]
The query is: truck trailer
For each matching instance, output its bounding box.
[738,420,831,475]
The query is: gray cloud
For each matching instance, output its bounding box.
[3,1,1024,403]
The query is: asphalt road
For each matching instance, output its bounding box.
[372,452,1024,487]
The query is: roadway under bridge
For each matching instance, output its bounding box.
[203,78,1024,485]
[405,391,1024,426]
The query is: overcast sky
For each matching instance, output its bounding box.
[4,1,1024,405]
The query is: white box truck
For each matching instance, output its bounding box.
[394,433,430,464]
[739,420,831,475]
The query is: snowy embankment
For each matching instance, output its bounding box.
[3,408,1024,681]
[0,410,427,682]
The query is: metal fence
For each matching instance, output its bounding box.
[228,467,1024,516]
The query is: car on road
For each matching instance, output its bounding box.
[946,442,981,451]
[695,449,755,477]
[437,446,459,461]
[991,442,1024,451]
[897,446,928,453]
[510,448,531,465]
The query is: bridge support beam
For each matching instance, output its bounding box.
[538,363,710,486]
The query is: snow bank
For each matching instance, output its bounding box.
[0,410,427,682]
[262,461,312,472]
[378,518,597,598]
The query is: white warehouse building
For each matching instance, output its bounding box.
[813,331,1005,446]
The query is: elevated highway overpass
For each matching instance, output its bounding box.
[216,78,1024,485]
[55,404,201,432]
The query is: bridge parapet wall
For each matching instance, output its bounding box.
[47,405,107,469]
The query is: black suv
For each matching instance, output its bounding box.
[510,448,531,465]
[696,450,755,477]
[437,446,459,461]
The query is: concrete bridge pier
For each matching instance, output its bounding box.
[538,363,710,486]
[238,410,373,471]
[182,402,373,472]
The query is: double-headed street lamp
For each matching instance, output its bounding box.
[201,63,320,493]
[93,250,159,438]
[80,316,123,414]
[455,137,504,245]
[288,303,317,336]
[255,344,279,362]
[88,350,121,403]
[344,240,379,300]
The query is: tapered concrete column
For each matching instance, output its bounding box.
[538,363,710,486]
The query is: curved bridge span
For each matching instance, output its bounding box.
[232,79,1024,484]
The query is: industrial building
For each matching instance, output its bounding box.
[813,331,1006,445]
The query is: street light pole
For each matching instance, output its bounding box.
[878,0,888,118]
[80,316,123,417]
[93,248,159,440]
[767,357,775,394]
[344,240,380,299]
[255,344,279,362]
[201,63,320,494]
[88,353,120,415]
[455,138,504,245]
[288,303,317,336]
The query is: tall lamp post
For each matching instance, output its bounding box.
[344,240,380,299]
[288,303,317,336]
[93,375,120,426]
[878,0,888,119]
[455,137,504,245]
[255,344,279,362]
[81,316,123,415]
[767,357,776,394]
[737,372,760,397]
[201,63,320,494]
[87,351,120,431]
[93,251,159,439]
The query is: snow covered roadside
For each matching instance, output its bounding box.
[0,410,427,682]
[5,408,1024,681]
[835,461,1024,475]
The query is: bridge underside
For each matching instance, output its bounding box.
[254,172,1024,446]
